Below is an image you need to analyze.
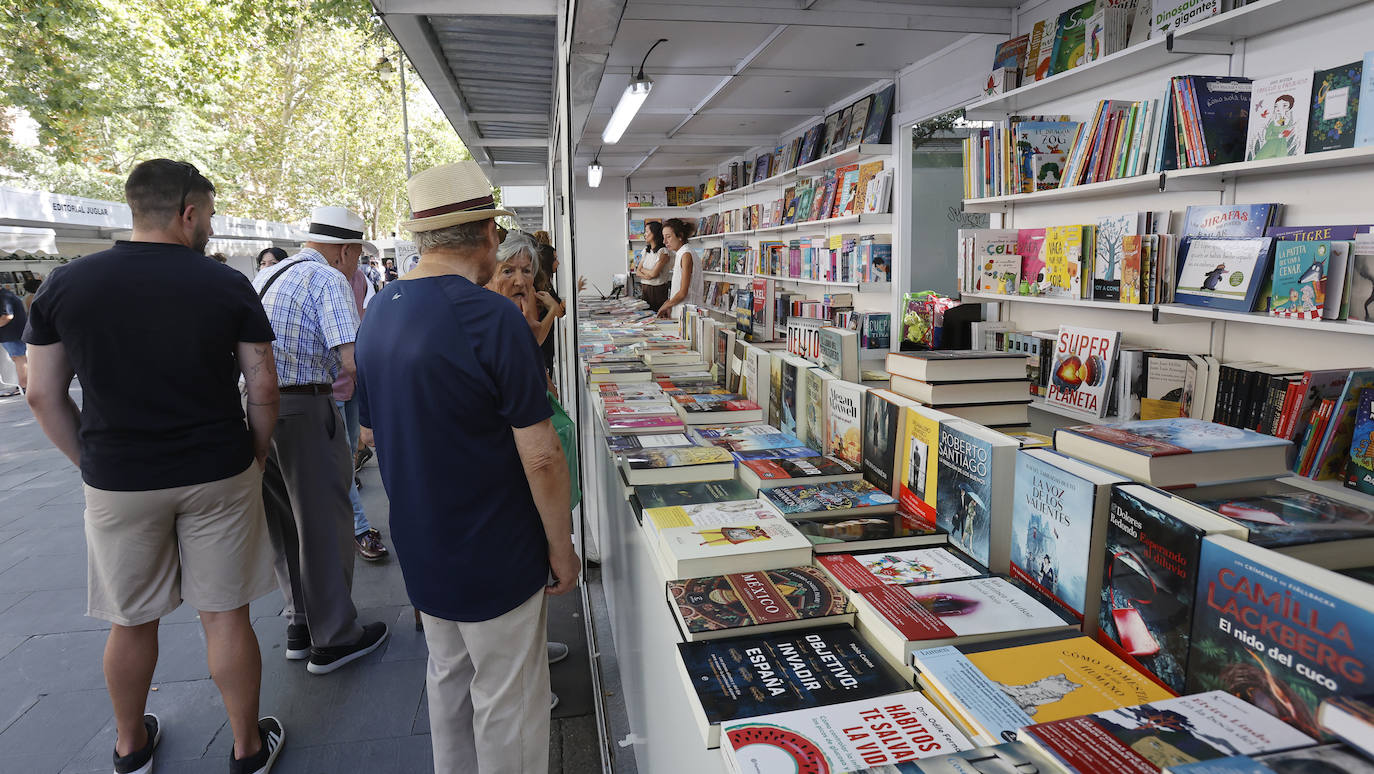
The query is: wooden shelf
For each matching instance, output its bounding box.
[963,0,1368,119]
[1154,305,1374,336]
[962,292,1156,312]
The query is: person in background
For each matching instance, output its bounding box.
[0,285,27,396]
[210,252,229,264]
[491,231,562,366]
[252,206,388,676]
[23,158,285,774]
[362,255,383,293]
[356,161,578,773]
[635,221,672,311]
[383,258,398,284]
[535,243,565,378]
[329,241,388,562]
[23,277,42,312]
[532,230,552,248]
[657,217,703,318]
[256,247,286,271]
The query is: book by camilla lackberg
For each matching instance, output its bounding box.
[1053,418,1291,487]
[911,635,1176,746]
[1187,534,1374,741]
[1095,483,1246,694]
[720,691,971,773]
[935,419,1018,572]
[1045,325,1121,419]
[675,625,911,748]
[666,565,853,642]
[1021,692,1315,774]
[815,546,984,594]
[1011,449,1126,631]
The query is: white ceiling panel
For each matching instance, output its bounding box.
[674,112,813,136]
[606,20,779,70]
[592,72,727,109]
[708,75,873,112]
[753,26,962,71]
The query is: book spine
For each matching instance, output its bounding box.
[1274,377,1308,440]
[1298,398,1336,476]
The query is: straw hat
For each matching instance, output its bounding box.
[402,161,514,233]
[306,206,367,244]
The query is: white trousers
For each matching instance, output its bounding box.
[422,589,550,774]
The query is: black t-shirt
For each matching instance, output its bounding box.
[24,241,276,491]
[0,288,25,342]
[539,287,560,373]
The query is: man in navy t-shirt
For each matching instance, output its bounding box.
[356,161,578,774]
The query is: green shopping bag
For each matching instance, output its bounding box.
[548,392,581,509]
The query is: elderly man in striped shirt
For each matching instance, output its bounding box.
[252,207,388,676]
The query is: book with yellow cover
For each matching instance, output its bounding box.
[1042,224,1087,299]
[911,635,1175,745]
[852,160,885,215]
[896,402,952,527]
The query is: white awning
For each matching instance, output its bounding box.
[0,225,59,255]
[206,238,274,258]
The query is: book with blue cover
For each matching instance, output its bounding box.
[699,432,807,453]
[1189,75,1254,166]
[1188,535,1374,741]
[731,446,820,463]
[1269,240,1329,319]
[1346,387,1374,495]
[1174,237,1275,312]
[761,480,898,517]
[1182,204,1280,238]
[936,420,1018,572]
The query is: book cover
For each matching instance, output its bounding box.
[826,379,866,467]
[1018,228,1048,293]
[1174,237,1274,312]
[862,390,903,495]
[793,513,943,552]
[677,626,909,734]
[636,479,757,510]
[668,566,848,636]
[860,577,1070,647]
[1049,1,1095,76]
[974,251,1022,295]
[1122,235,1144,304]
[732,447,822,463]
[1152,0,1221,37]
[853,160,884,215]
[1181,204,1279,238]
[837,168,862,215]
[721,692,972,772]
[703,432,808,453]
[1189,535,1374,740]
[936,423,995,568]
[1269,241,1329,319]
[742,455,861,483]
[762,480,898,516]
[912,637,1175,743]
[1062,418,1291,457]
[802,367,831,451]
[1011,451,1118,623]
[658,519,811,571]
[1015,122,1080,194]
[694,424,790,440]
[1194,487,1374,549]
[1307,61,1362,153]
[863,84,896,144]
[817,547,983,592]
[606,433,696,453]
[1024,692,1315,774]
[607,415,686,433]
[897,403,943,526]
[1311,370,1374,481]
[1046,325,1121,418]
[1347,388,1374,494]
[1359,51,1374,148]
[1093,213,1140,301]
[901,742,1063,774]
[1096,485,1210,693]
[646,499,784,533]
[1190,75,1254,166]
[1042,225,1085,299]
[1246,70,1314,161]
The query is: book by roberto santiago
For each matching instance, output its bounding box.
[936,423,995,568]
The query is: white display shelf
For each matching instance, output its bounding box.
[697,229,754,239]
[702,271,754,283]
[689,144,894,207]
[758,274,890,291]
[963,146,1374,211]
[1030,398,1116,424]
[754,212,893,235]
[963,0,1368,119]
[962,292,1156,312]
[1154,304,1374,336]
[625,204,694,212]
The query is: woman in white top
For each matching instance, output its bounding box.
[635,221,672,311]
[658,217,704,318]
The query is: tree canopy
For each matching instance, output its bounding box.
[0,0,470,236]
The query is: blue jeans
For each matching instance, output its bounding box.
[337,398,371,536]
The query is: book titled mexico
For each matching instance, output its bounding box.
[1186,534,1374,741]
[666,566,852,642]
[676,625,911,748]
[761,480,899,519]
[721,691,972,773]
[1021,692,1315,774]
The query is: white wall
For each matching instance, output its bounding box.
[572,175,631,294]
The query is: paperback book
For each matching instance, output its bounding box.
[862,389,905,495]
[1045,325,1121,418]
[826,380,867,467]
[1054,418,1292,487]
[1246,70,1314,161]
[935,420,1018,572]
[667,565,852,641]
[816,547,984,593]
[634,479,757,510]
[794,513,950,555]
[762,480,899,518]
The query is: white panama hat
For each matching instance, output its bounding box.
[306,206,367,244]
[402,161,514,233]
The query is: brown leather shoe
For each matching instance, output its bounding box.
[354,529,388,561]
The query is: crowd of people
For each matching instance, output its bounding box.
[13,158,579,774]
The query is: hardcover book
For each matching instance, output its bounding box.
[1307,60,1362,153]
[657,517,812,581]
[1173,237,1275,312]
[1246,70,1314,161]
[1181,204,1279,238]
[936,420,1017,572]
[1095,483,1246,694]
[911,636,1176,745]
[1269,241,1329,319]
[676,625,910,747]
[862,83,896,144]
[699,431,807,453]
[1093,213,1141,301]
[721,691,971,773]
[1048,1,1095,76]
[862,389,904,495]
[667,566,851,641]
[635,479,757,510]
[816,547,983,593]
[1042,225,1086,299]
[1011,449,1126,629]
[1054,418,1292,487]
[1347,388,1374,495]
[761,480,898,518]
[1189,535,1374,741]
[1015,122,1080,194]
[1022,692,1316,774]
[825,380,867,467]
[1045,325,1121,419]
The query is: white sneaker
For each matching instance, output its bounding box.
[551,693,560,712]
[547,641,570,664]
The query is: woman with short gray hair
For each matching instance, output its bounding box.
[488,230,563,350]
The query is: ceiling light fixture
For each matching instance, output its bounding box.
[603,38,667,144]
[588,147,604,188]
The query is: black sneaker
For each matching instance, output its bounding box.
[306,622,389,675]
[229,716,285,774]
[285,624,310,661]
[112,713,161,774]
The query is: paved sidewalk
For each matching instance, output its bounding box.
[0,391,598,773]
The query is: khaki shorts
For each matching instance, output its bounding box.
[84,464,277,626]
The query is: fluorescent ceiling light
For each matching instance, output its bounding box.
[587,159,603,188]
[602,78,652,144]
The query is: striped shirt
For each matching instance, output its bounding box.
[252,248,359,387]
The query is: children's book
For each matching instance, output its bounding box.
[1246,70,1314,161]
[1346,388,1374,495]
[1269,241,1330,319]
[1307,60,1363,153]
[1092,213,1141,301]
[1121,235,1144,303]
[1014,122,1081,194]
[1042,225,1086,299]
[1045,325,1121,418]
[1181,204,1280,238]
[1048,1,1096,76]
[1151,0,1220,37]
[1174,237,1274,312]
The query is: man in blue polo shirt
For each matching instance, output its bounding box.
[356,161,578,774]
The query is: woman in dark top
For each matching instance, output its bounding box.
[536,244,564,376]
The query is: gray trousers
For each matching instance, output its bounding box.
[261,392,363,648]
